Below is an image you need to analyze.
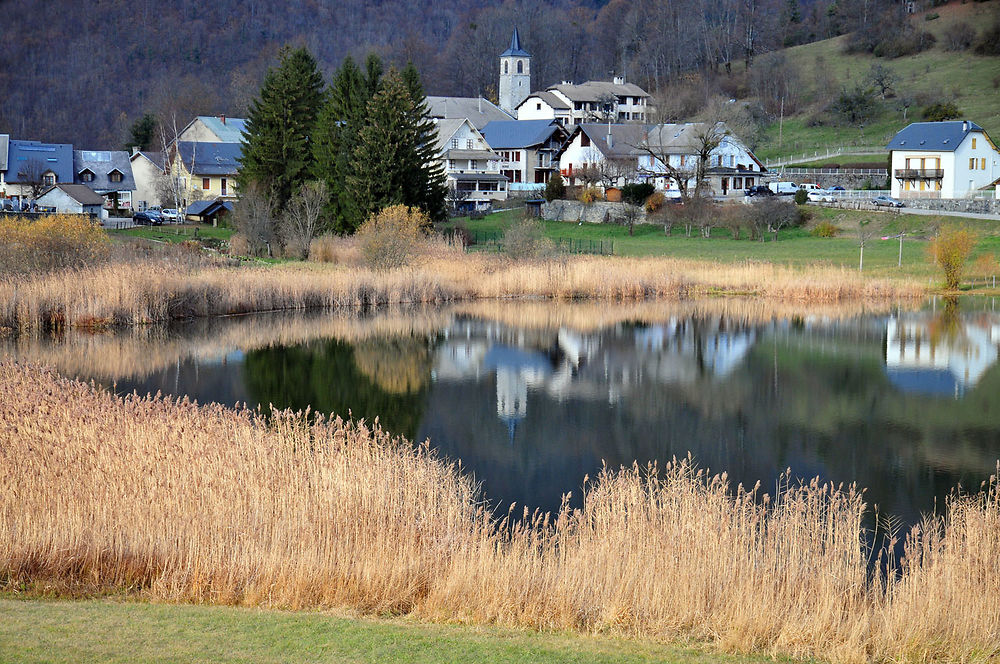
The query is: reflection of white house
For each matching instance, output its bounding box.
[885,317,1000,397]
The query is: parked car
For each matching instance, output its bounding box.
[798,183,820,191]
[133,210,162,225]
[161,208,179,222]
[768,181,798,195]
[746,185,775,197]
[873,196,904,208]
[807,189,836,203]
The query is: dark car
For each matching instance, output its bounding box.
[133,210,163,225]
[873,195,904,208]
[746,185,775,197]
[829,185,846,191]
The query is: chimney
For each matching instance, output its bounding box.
[479,96,482,113]
[606,130,614,149]
[613,76,624,85]
[131,146,139,156]
[220,114,226,125]
[962,120,968,132]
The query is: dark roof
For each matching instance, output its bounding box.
[38,183,106,205]
[186,199,233,217]
[481,120,566,149]
[5,139,74,183]
[131,151,166,170]
[500,28,530,58]
[175,141,242,176]
[518,91,571,111]
[74,150,136,192]
[887,121,984,152]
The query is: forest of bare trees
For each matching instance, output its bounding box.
[0,0,926,148]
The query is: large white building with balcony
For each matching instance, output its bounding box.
[433,118,507,212]
[887,120,999,199]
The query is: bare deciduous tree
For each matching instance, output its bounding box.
[281,180,328,259]
[231,182,277,257]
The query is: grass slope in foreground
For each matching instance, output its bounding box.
[0,599,799,664]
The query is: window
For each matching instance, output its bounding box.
[109,171,123,183]
[42,172,55,186]
[504,61,509,74]
[466,139,473,150]
[513,151,520,162]
[982,158,987,170]
[202,178,210,189]
[972,138,977,149]
[517,60,523,74]
[470,160,478,169]
[79,170,94,182]
[580,133,590,147]
[451,138,459,149]
[221,178,227,196]
[536,103,542,110]
[447,159,455,170]
[970,158,976,170]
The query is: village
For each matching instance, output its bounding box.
[2,28,997,229]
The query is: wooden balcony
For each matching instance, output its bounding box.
[894,169,943,179]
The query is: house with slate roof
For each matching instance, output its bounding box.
[1,138,74,204]
[434,118,507,211]
[35,183,107,218]
[517,79,651,126]
[426,97,514,130]
[167,141,241,207]
[177,116,248,143]
[480,119,569,187]
[887,120,1000,199]
[557,122,764,196]
[74,150,136,210]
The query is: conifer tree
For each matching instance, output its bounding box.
[239,46,325,211]
[349,69,446,227]
[312,56,369,234]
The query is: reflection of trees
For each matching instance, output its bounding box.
[243,337,431,440]
[928,296,961,346]
[352,336,433,395]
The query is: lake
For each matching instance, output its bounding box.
[5,297,999,530]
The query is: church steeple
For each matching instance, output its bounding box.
[499,28,531,116]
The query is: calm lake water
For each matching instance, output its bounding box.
[6,298,1000,529]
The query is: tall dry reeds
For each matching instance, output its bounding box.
[1,362,997,663]
[0,252,926,335]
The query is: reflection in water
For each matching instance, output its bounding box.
[4,299,999,533]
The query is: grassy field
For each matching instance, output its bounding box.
[111,223,234,245]
[0,598,800,664]
[753,1,1000,161]
[446,208,1000,284]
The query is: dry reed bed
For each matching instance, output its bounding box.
[0,254,925,333]
[2,362,997,663]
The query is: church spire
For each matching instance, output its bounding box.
[500,27,531,57]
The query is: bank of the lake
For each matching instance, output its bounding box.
[0,598,804,664]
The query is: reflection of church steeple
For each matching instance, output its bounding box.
[496,366,527,443]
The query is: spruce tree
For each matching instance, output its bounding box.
[239,46,325,211]
[349,69,446,228]
[312,56,369,234]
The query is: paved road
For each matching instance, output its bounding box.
[898,207,1000,221]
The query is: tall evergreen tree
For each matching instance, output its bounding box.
[349,69,446,227]
[312,56,370,234]
[239,46,325,211]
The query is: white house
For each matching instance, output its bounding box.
[887,121,1000,199]
[434,118,507,211]
[637,123,765,196]
[516,79,651,126]
[35,184,107,218]
[129,150,166,210]
[556,122,764,196]
[176,115,247,143]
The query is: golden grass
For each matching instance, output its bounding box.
[0,251,926,334]
[2,362,997,663]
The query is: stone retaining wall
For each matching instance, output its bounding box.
[542,200,651,224]
[899,198,1000,215]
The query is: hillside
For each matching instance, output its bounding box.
[754,0,1000,161]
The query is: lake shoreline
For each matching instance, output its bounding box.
[0,252,928,335]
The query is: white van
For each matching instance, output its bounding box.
[768,181,798,196]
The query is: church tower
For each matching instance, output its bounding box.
[498,28,531,117]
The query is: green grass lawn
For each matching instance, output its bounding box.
[0,598,806,664]
[110,223,234,245]
[445,207,1000,285]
